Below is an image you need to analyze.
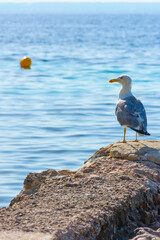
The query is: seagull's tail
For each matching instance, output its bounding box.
[130,127,151,136]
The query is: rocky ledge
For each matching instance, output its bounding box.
[0,140,160,240]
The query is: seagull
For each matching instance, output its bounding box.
[109,75,150,143]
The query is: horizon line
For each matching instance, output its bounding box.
[1,1,160,14]
[1,1,160,2]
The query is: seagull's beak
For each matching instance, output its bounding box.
[109,78,119,83]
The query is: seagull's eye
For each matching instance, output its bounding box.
[120,77,123,79]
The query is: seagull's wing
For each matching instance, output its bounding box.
[115,96,149,135]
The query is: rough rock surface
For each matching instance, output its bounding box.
[0,140,160,240]
[132,227,160,240]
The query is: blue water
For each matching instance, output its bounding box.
[0,14,160,207]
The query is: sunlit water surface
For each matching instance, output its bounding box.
[0,14,159,207]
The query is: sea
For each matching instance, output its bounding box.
[0,13,159,208]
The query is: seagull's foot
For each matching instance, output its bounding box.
[122,140,127,143]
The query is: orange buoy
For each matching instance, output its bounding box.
[20,56,32,69]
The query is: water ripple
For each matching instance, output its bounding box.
[0,13,159,207]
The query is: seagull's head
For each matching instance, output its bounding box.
[109,75,132,87]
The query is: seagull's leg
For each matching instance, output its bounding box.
[134,132,138,142]
[122,128,126,143]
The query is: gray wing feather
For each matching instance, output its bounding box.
[115,96,147,132]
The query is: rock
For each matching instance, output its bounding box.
[58,169,75,175]
[84,140,160,166]
[131,227,160,240]
[0,231,52,240]
[0,140,160,240]
[10,169,58,206]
